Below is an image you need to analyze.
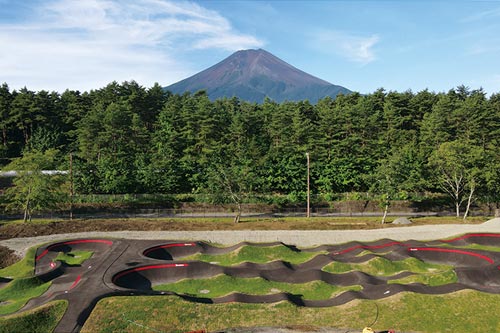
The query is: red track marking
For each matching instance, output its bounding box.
[408,247,495,264]
[143,242,196,256]
[331,233,500,257]
[112,263,189,283]
[69,275,82,290]
[36,249,50,261]
[441,233,500,243]
[36,239,113,261]
[332,241,409,255]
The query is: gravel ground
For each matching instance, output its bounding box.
[2,218,500,258]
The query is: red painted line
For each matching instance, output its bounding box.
[69,275,82,290]
[408,247,495,264]
[441,233,500,243]
[333,241,409,255]
[133,263,189,272]
[143,242,196,256]
[112,263,189,283]
[36,249,50,261]
[36,239,113,261]
[332,233,500,256]
[59,239,113,246]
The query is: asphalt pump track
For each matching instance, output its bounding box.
[3,233,500,332]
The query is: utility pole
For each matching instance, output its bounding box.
[306,152,310,218]
[69,153,74,220]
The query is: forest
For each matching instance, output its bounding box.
[1,81,500,218]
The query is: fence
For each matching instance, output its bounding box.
[0,207,448,221]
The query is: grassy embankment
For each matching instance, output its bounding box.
[0,247,53,315]
[55,251,94,266]
[0,246,93,315]
[0,246,69,331]
[155,276,363,300]
[0,300,67,333]
[152,244,456,299]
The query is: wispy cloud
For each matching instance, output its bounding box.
[312,30,379,65]
[460,7,500,23]
[0,0,264,92]
[459,6,500,57]
[467,42,500,56]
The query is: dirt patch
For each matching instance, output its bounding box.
[0,218,384,240]
[0,245,20,268]
[0,219,205,240]
[0,216,490,241]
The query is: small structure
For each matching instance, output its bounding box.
[392,217,412,225]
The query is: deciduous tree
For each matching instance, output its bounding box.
[3,149,68,222]
[428,141,484,219]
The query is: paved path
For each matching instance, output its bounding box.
[2,218,500,257]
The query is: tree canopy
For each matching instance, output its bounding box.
[1,82,499,218]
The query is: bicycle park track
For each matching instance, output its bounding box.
[2,219,500,333]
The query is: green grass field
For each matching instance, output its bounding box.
[389,269,458,286]
[55,250,94,266]
[323,256,451,275]
[0,300,67,333]
[323,256,458,286]
[81,291,500,333]
[185,244,327,265]
[154,275,362,300]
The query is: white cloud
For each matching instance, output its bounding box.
[0,0,264,92]
[312,30,379,65]
[193,34,264,51]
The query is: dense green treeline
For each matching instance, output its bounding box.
[1,81,500,215]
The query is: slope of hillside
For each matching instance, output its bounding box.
[165,49,351,103]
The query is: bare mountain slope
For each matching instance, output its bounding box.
[165,49,351,103]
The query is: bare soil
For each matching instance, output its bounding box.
[0,245,20,268]
[0,218,370,240]
[0,216,487,241]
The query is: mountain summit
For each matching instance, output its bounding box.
[165,49,351,103]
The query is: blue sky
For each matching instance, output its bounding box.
[1,0,500,94]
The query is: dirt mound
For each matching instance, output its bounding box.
[0,245,20,268]
[0,219,200,239]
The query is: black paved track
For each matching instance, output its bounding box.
[3,233,500,332]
